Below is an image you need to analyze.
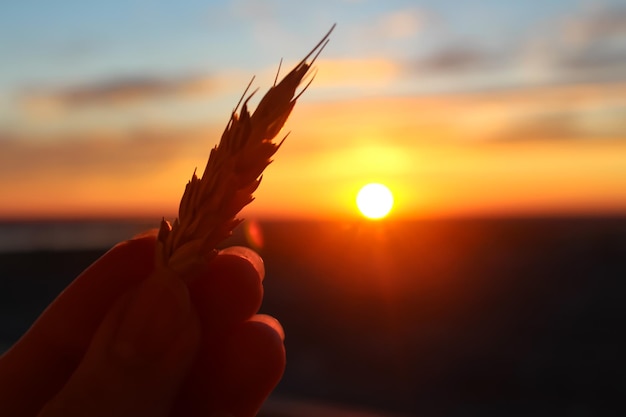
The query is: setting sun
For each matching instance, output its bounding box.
[356,183,394,219]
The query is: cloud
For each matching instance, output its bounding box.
[20,74,217,110]
[0,124,221,183]
[556,47,626,73]
[0,123,229,218]
[291,81,626,149]
[372,8,426,40]
[492,110,592,142]
[402,3,626,90]
[520,4,626,83]
[555,5,626,73]
[412,44,496,73]
[313,57,401,88]
[481,84,626,142]
[561,4,626,46]
[339,6,429,57]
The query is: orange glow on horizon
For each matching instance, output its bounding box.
[2,138,626,220]
[2,85,626,220]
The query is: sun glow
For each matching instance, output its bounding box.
[356,183,394,219]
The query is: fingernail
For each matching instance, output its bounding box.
[112,271,191,364]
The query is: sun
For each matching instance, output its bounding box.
[356,183,394,219]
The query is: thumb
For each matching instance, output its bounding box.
[38,270,200,417]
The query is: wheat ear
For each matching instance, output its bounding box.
[155,25,334,278]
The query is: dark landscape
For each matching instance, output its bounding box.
[1,218,625,416]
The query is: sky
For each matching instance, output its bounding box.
[1,0,625,220]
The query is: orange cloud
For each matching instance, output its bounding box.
[0,125,223,219]
[312,57,401,89]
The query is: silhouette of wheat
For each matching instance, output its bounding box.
[155,25,334,277]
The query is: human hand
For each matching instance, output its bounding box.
[0,233,285,417]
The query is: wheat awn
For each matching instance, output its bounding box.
[155,25,334,279]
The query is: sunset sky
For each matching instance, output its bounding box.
[1,0,625,220]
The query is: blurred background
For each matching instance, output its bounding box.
[1,1,625,416]
[1,0,625,219]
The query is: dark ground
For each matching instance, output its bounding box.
[1,218,625,416]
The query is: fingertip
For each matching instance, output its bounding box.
[250,314,285,342]
[217,246,265,282]
[173,319,286,417]
[213,320,286,417]
[189,247,265,329]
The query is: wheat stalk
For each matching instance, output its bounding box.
[155,25,334,278]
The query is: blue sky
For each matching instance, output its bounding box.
[1,0,625,219]
[3,0,624,94]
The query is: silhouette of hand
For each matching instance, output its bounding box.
[0,233,285,417]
